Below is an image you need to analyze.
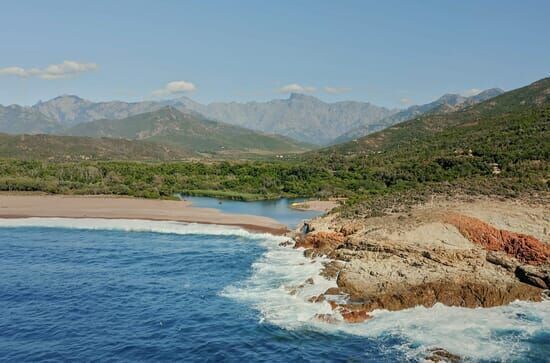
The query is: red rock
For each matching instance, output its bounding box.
[295,231,345,255]
[340,309,371,323]
[445,213,550,265]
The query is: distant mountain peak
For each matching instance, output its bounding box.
[156,105,186,119]
[288,93,318,102]
[436,93,465,105]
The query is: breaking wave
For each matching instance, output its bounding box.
[0,217,286,241]
[223,233,550,362]
[2,217,548,361]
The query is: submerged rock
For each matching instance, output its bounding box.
[339,309,371,323]
[425,348,461,363]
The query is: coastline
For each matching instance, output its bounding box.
[290,196,550,324]
[0,194,289,235]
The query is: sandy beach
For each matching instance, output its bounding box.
[289,200,340,212]
[0,194,289,235]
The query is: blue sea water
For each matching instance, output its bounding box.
[0,220,549,362]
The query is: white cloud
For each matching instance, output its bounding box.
[278,83,316,94]
[400,97,414,105]
[323,86,352,94]
[152,80,197,97]
[0,66,28,77]
[0,60,98,80]
[462,88,482,97]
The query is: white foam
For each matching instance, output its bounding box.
[222,241,339,329]
[222,235,550,361]
[0,217,286,241]
[3,217,548,360]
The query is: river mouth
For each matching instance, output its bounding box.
[181,196,325,228]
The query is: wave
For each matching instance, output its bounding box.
[0,217,287,241]
[3,217,548,361]
[223,236,550,361]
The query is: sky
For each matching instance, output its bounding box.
[0,0,549,108]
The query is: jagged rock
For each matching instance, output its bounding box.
[278,240,294,247]
[314,314,339,324]
[426,348,461,363]
[485,251,519,271]
[339,222,360,236]
[297,197,549,318]
[515,265,550,289]
[308,294,325,303]
[335,279,542,311]
[294,231,345,256]
[320,260,345,279]
[445,213,550,265]
[340,309,371,323]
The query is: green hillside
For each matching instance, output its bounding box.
[0,133,193,161]
[0,78,548,205]
[325,77,549,156]
[65,107,313,154]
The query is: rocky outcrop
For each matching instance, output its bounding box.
[292,198,549,318]
[334,279,541,312]
[444,213,550,265]
[294,231,345,257]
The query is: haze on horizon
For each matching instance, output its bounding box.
[0,0,549,108]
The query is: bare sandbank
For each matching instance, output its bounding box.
[0,194,289,235]
[290,200,340,212]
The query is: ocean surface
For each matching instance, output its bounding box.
[0,218,549,362]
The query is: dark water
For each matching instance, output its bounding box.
[182,196,324,228]
[0,227,404,362]
[0,223,548,362]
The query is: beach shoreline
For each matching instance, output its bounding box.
[0,194,289,235]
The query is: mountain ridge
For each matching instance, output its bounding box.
[64,106,313,155]
[331,88,504,144]
[0,88,504,146]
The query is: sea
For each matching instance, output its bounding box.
[0,199,548,362]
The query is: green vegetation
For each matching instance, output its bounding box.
[0,133,192,161]
[1,78,548,215]
[65,106,313,155]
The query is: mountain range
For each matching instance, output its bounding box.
[0,88,504,147]
[168,93,397,144]
[331,88,504,143]
[322,79,547,156]
[64,107,312,155]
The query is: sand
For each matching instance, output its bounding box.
[290,200,340,212]
[0,194,289,235]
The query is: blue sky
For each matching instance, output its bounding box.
[0,0,548,108]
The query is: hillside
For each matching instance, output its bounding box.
[332,88,504,144]
[64,106,313,154]
[324,79,548,156]
[0,133,192,161]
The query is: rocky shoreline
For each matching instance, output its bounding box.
[287,197,550,324]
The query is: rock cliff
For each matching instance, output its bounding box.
[289,197,549,323]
